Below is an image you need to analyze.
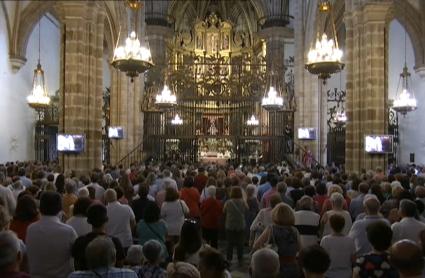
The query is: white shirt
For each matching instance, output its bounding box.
[26,215,77,278]
[322,210,352,237]
[321,235,355,278]
[66,216,92,237]
[0,185,16,216]
[294,210,320,248]
[160,200,189,236]
[87,183,105,200]
[392,217,425,243]
[348,215,390,255]
[106,201,135,248]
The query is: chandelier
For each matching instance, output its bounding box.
[392,65,417,115]
[155,85,177,109]
[111,1,153,82]
[305,1,344,80]
[246,115,259,126]
[261,86,284,111]
[27,21,50,110]
[171,114,183,125]
[391,2,417,116]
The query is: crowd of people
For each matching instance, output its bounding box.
[0,160,425,277]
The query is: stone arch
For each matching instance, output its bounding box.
[10,1,57,71]
[386,0,425,69]
[103,2,120,57]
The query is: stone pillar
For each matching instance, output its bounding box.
[293,0,320,163]
[345,2,392,172]
[56,2,105,173]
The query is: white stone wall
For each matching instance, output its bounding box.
[388,20,425,165]
[0,13,59,162]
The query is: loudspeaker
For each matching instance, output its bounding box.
[410,153,415,163]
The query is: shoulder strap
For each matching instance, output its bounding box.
[179,200,186,216]
[229,199,245,218]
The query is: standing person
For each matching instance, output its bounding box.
[200,186,222,248]
[353,221,398,278]
[26,191,77,278]
[104,189,136,251]
[173,220,205,267]
[62,179,78,221]
[180,176,201,220]
[72,203,125,270]
[69,237,138,278]
[321,192,352,236]
[299,245,331,278]
[131,184,155,223]
[161,187,189,243]
[65,197,92,237]
[260,175,279,208]
[0,172,16,216]
[194,168,208,194]
[320,214,356,278]
[249,248,280,278]
[389,240,425,278]
[223,186,248,266]
[199,247,230,278]
[294,196,320,248]
[391,199,425,243]
[0,231,29,278]
[87,172,105,201]
[137,202,168,262]
[253,203,301,277]
[138,240,167,278]
[18,168,32,188]
[250,194,282,245]
[9,194,39,242]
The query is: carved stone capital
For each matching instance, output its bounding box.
[9,55,27,73]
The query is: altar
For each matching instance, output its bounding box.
[198,138,233,165]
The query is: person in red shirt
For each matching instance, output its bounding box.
[200,186,222,248]
[194,167,208,193]
[180,176,201,220]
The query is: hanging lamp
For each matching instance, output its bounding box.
[305,1,344,80]
[392,2,417,115]
[27,20,50,110]
[111,0,153,82]
[246,115,260,126]
[261,70,284,111]
[171,114,183,125]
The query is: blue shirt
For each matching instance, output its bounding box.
[257,182,271,200]
[68,267,138,278]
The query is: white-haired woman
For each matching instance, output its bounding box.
[321,192,352,237]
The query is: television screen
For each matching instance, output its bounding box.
[365,135,393,154]
[108,126,124,139]
[298,128,316,140]
[57,134,85,153]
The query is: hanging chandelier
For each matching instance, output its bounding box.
[305,1,344,80]
[27,21,50,110]
[261,86,284,111]
[246,115,259,126]
[392,65,417,115]
[111,0,153,82]
[155,85,177,109]
[171,114,183,125]
[391,2,417,116]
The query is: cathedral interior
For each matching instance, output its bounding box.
[1,0,425,173]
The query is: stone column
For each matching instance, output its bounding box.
[56,2,105,173]
[345,2,392,172]
[293,0,321,163]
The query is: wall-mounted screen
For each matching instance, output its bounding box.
[57,134,85,153]
[365,135,393,154]
[108,126,124,139]
[298,128,316,140]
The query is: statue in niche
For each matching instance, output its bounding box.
[222,34,229,50]
[208,119,218,135]
[196,34,203,49]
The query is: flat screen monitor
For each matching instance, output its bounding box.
[365,135,393,154]
[57,134,85,153]
[298,128,316,140]
[108,126,124,139]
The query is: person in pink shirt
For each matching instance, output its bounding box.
[260,175,278,208]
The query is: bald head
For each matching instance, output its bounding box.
[390,240,424,277]
[250,248,280,278]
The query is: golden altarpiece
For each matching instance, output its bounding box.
[142,13,294,164]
